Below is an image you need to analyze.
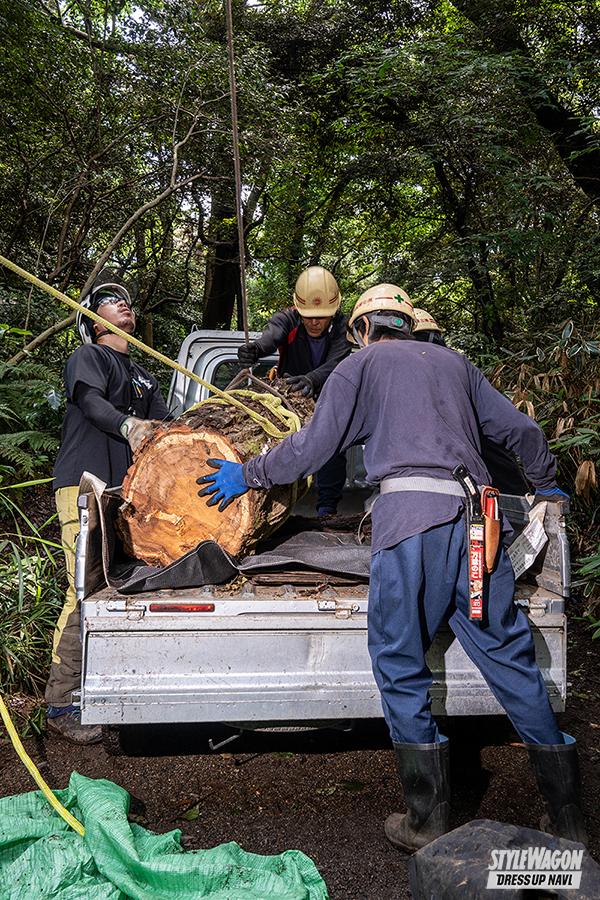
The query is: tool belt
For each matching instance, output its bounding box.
[380,472,502,621]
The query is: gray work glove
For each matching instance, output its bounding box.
[120,417,155,453]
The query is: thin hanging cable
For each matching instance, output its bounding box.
[225,0,249,343]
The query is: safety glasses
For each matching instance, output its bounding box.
[95,292,133,311]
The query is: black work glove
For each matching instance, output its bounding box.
[284,373,316,398]
[237,342,260,366]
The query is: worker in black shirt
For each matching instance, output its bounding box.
[237,266,350,517]
[47,276,169,743]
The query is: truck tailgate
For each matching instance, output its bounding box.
[80,584,565,725]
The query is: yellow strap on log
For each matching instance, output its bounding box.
[192,388,302,435]
[192,390,307,496]
[0,695,85,836]
[0,254,298,440]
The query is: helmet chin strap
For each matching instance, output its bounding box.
[352,323,367,347]
[94,328,113,342]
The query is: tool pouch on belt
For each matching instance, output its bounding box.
[481,486,501,573]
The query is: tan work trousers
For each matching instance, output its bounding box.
[44,486,82,708]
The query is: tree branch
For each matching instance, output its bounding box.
[8,312,77,366]
[35,0,142,55]
[8,172,206,365]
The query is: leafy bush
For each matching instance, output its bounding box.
[575,547,600,620]
[0,476,63,705]
[0,542,63,696]
[0,326,63,477]
[483,319,600,620]
[486,320,599,544]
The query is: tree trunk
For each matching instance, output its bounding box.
[201,189,242,330]
[117,382,314,566]
[454,0,600,203]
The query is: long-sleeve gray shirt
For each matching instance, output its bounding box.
[244,340,557,552]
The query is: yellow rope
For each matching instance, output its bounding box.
[192,388,302,434]
[0,254,295,440]
[0,695,85,836]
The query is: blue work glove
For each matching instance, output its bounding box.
[533,487,569,505]
[197,459,249,512]
[284,373,316,398]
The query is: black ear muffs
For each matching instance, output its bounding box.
[351,315,369,347]
[367,313,412,336]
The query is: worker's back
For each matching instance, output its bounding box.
[330,339,491,550]
[349,340,489,486]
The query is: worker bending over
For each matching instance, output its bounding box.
[237,266,350,518]
[47,275,169,744]
[199,283,586,851]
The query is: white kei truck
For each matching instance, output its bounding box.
[75,329,570,752]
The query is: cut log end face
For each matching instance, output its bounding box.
[118,385,314,567]
[119,427,255,566]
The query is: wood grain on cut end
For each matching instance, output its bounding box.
[117,383,313,566]
[119,427,254,565]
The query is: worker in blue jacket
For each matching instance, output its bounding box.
[237,266,350,517]
[198,283,586,852]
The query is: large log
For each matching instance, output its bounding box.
[117,382,314,566]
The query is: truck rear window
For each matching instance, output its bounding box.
[213,360,276,390]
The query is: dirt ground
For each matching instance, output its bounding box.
[1,615,598,899]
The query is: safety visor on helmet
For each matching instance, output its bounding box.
[90,283,132,312]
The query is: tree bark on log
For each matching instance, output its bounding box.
[117,382,314,566]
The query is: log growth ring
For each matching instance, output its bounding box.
[120,426,253,564]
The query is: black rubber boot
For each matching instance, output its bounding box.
[384,736,451,853]
[527,732,587,845]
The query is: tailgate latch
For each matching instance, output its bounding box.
[317,599,360,618]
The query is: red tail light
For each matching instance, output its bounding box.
[148,603,215,613]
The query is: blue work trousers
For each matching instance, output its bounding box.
[315,451,347,514]
[368,518,562,745]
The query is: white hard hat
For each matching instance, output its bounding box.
[293,266,341,318]
[76,282,132,344]
[347,283,414,344]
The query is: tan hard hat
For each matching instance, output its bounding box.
[412,308,443,334]
[347,283,415,343]
[293,266,341,318]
